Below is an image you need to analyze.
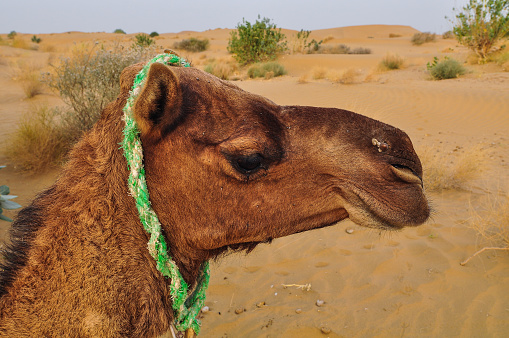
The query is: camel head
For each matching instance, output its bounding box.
[122,62,430,281]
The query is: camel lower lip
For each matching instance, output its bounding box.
[390,164,423,187]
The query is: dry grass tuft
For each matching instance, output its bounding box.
[389,33,402,38]
[322,35,334,43]
[487,49,509,71]
[461,192,509,265]
[337,68,361,84]
[13,61,45,98]
[311,67,327,80]
[471,194,509,247]
[203,57,239,80]
[378,53,404,71]
[11,38,30,50]
[297,74,309,84]
[418,145,486,192]
[41,43,57,53]
[4,105,70,173]
[204,62,237,80]
[411,32,436,46]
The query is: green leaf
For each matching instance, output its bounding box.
[0,185,9,195]
[1,200,22,210]
[1,194,17,200]
[0,214,13,222]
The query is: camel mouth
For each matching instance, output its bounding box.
[390,164,423,187]
[333,178,429,231]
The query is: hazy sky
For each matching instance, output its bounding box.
[2,0,469,35]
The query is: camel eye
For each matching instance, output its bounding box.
[235,154,264,173]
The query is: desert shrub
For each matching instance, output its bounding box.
[411,32,437,45]
[31,35,41,44]
[228,16,287,65]
[291,29,322,54]
[312,44,372,55]
[427,56,467,79]
[44,43,148,141]
[113,29,126,34]
[173,38,209,52]
[247,62,287,79]
[133,33,155,48]
[7,31,17,39]
[0,166,22,222]
[451,0,509,61]
[442,30,454,39]
[389,33,402,38]
[350,47,372,54]
[204,61,236,80]
[149,31,159,38]
[4,106,71,173]
[379,53,404,70]
[317,44,351,54]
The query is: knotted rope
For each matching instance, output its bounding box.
[121,53,210,335]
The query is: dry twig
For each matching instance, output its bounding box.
[460,247,509,266]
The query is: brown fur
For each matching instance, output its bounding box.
[0,62,429,336]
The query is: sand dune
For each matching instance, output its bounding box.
[0,24,508,336]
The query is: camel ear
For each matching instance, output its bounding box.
[133,62,182,140]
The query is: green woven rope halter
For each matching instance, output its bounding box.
[121,53,210,334]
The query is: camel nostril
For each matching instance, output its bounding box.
[391,164,423,187]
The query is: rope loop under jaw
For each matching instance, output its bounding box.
[121,52,210,335]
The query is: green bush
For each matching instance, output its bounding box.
[7,31,17,39]
[31,35,41,44]
[149,31,159,37]
[113,29,126,34]
[133,34,155,48]
[247,62,287,79]
[228,16,287,65]
[292,29,322,54]
[0,166,21,222]
[451,0,509,61]
[411,32,437,45]
[427,57,467,80]
[173,38,209,52]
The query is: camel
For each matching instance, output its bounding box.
[0,56,429,337]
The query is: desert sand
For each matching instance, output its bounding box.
[0,24,508,337]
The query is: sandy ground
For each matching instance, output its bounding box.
[0,25,508,337]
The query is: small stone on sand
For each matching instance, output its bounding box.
[321,327,331,334]
[256,301,266,308]
[346,228,354,234]
[316,299,325,307]
[235,308,244,314]
[295,308,302,314]
[201,306,209,313]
